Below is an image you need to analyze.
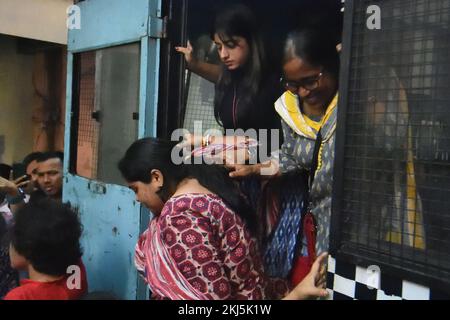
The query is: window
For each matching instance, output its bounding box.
[71,43,140,185]
[331,0,450,290]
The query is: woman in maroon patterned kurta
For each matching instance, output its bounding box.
[119,138,328,300]
[159,193,271,299]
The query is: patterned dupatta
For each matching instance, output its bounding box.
[262,91,338,279]
[135,218,209,300]
[260,171,309,278]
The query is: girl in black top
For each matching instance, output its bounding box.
[176,4,282,158]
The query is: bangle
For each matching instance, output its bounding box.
[6,188,25,205]
[202,135,207,147]
[202,134,212,147]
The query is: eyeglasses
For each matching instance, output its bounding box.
[280,71,324,93]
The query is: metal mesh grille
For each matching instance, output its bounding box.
[182,35,222,133]
[335,0,450,286]
[72,44,140,185]
[183,72,222,133]
[76,51,99,178]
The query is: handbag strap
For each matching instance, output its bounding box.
[304,129,323,261]
[308,129,323,195]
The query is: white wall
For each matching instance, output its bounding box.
[0,0,73,44]
[0,35,34,165]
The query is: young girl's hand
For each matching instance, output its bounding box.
[175,41,196,68]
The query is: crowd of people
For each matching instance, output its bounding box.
[0,151,90,299]
[1,3,341,300]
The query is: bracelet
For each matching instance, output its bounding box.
[202,135,207,147]
[202,134,212,147]
[6,188,26,205]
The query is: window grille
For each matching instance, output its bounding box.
[75,51,99,179]
[70,44,140,185]
[331,0,450,290]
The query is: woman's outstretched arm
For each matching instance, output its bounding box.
[175,41,222,84]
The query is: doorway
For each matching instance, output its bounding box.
[157,0,343,138]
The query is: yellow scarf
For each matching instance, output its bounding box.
[274,91,338,139]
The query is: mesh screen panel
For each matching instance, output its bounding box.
[333,0,450,288]
[71,43,140,185]
[182,34,222,134]
[76,51,99,179]
[183,72,222,133]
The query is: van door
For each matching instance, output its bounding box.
[63,0,162,299]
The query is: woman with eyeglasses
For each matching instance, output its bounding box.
[227,28,340,284]
[175,4,282,160]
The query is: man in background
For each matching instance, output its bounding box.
[35,151,64,201]
[21,152,44,195]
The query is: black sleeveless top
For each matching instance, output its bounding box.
[217,73,283,159]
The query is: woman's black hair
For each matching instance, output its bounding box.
[211,4,267,127]
[284,28,340,80]
[10,199,83,276]
[118,138,257,233]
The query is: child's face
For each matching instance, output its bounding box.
[9,244,28,270]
